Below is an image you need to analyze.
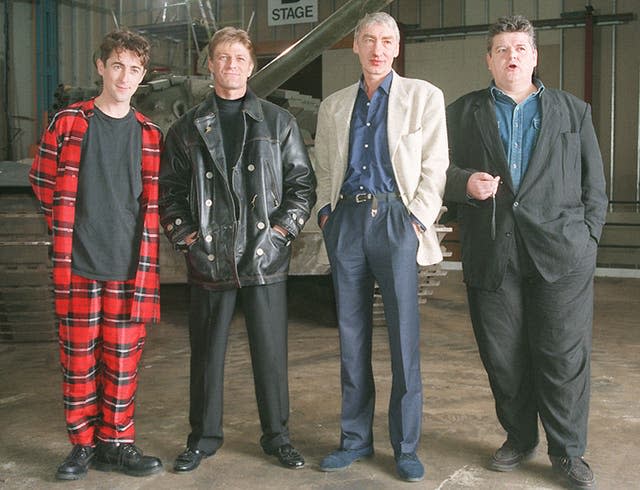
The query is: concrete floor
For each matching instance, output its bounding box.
[1,270,638,490]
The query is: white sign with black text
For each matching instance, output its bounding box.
[267,0,318,27]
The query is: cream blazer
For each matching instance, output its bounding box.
[314,72,449,266]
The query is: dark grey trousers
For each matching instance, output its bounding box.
[467,237,597,457]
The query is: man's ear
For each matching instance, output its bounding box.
[96,58,105,76]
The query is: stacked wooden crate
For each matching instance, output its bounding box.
[0,161,56,342]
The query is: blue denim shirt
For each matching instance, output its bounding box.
[490,79,544,193]
[341,71,396,196]
[319,71,413,224]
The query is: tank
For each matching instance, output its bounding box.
[44,0,404,282]
[1,0,452,340]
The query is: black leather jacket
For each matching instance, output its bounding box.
[159,89,316,290]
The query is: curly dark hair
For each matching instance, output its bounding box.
[98,30,151,68]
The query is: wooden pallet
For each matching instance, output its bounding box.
[0,187,56,342]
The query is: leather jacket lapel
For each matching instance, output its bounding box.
[194,95,227,177]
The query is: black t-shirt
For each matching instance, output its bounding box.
[71,106,143,281]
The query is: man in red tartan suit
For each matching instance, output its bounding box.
[29,30,163,480]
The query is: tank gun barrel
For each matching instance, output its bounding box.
[249,0,395,98]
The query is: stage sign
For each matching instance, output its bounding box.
[268,0,318,26]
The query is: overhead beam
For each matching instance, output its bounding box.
[403,12,635,42]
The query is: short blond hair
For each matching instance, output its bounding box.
[208,27,256,69]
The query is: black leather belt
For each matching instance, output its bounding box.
[340,192,399,203]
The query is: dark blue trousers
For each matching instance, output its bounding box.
[322,196,423,455]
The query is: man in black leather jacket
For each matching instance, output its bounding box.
[159,27,316,473]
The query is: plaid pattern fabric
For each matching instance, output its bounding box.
[29,98,163,324]
[60,273,146,445]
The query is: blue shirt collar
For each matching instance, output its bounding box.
[359,70,394,95]
[490,78,545,102]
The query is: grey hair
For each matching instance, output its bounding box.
[487,15,536,52]
[354,11,400,42]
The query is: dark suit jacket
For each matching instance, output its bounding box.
[445,86,608,290]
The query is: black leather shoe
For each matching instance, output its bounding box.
[56,445,94,480]
[265,444,305,469]
[93,442,163,477]
[550,455,596,489]
[174,447,213,472]
[489,440,536,472]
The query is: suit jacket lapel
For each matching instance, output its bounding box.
[334,84,359,168]
[473,92,514,193]
[518,91,561,194]
[387,75,410,163]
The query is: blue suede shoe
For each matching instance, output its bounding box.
[395,452,425,482]
[319,446,374,472]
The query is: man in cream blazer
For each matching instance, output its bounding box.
[314,12,448,483]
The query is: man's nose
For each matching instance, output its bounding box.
[121,68,135,82]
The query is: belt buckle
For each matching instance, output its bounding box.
[355,193,370,203]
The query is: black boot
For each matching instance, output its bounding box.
[56,445,94,480]
[93,442,163,477]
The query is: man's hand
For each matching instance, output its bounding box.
[273,224,288,238]
[466,172,500,201]
[318,214,329,230]
[184,231,198,246]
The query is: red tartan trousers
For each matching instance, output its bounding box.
[59,273,146,446]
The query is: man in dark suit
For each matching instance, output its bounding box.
[445,15,607,490]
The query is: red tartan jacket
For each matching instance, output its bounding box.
[29,98,163,323]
